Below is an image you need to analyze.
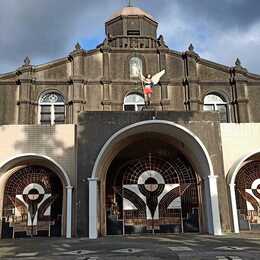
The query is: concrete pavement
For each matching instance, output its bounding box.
[0,233,260,259]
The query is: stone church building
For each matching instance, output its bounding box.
[0,6,260,239]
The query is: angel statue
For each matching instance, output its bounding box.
[139,70,165,106]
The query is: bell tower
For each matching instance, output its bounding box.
[105,6,159,48]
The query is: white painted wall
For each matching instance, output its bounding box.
[220,123,260,175]
[0,125,75,180]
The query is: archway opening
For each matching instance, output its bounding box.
[235,160,260,231]
[105,134,201,235]
[2,165,63,238]
[90,120,222,238]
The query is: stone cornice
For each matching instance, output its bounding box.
[2,79,259,88]
[199,80,231,86]
[183,50,200,61]
[32,80,71,85]
[100,79,112,85]
[0,80,17,85]
[69,76,85,84]
[198,58,230,74]
[17,100,37,105]
[110,48,159,54]
[34,57,69,72]
[67,100,86,105]
[105,14,158,26]
[166,50,184,58]
[160,99,170,105]
[101,100,112,105]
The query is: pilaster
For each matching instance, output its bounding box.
[68,44,86,123]
[183,45,200,111]
[16,61,34,124]
[230,61,250,123]
[157,47,169,110]
[68,77,85,124]
[101,44,112,111]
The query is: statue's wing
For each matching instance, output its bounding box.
[151,69,165,85]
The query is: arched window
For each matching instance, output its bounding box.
[124,93,145,111]
[203,94,228,122]
[39,92,65,125]
[129,57,142,78]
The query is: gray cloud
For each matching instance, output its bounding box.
[0,0,260,74]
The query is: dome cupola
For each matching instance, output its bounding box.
[105,6,158,39]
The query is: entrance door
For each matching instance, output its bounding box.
[106,154,199,235]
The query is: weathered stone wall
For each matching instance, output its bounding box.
[77,111,230,236]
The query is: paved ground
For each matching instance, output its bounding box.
[0,232,260,260]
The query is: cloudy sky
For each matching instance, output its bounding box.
[0,0,260,74]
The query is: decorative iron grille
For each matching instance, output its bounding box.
[2,166,63,238]
[106,154,199,235]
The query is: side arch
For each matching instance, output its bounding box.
[227,149,260,233]
[0,153,72,187]
[0,153,72,238]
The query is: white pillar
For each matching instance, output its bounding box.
[205,175,222,235]
[88,178,98,239]
[229,183,240,233]
[66,186,73,238]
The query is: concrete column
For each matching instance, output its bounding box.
[229,183,240,233]
[88,178,98,239]
[66,186,73,238]
[205,175,222,235]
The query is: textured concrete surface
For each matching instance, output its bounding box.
[0,233,260,260]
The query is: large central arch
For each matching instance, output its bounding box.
[89,120,222,238]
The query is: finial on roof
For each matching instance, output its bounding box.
[188,43,194,52]
[157,35,168,48]
[235,58,241,67]
[24,56,31,66]
[75,42,82,51]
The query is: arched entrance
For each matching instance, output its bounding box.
[2,165,63,238]
[227,152,260,233]
[236,161,260,231]
[89,120,222,238]
[106,135,200,235]
[0,154,73,239]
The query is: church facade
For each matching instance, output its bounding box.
[0,6,260,239]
